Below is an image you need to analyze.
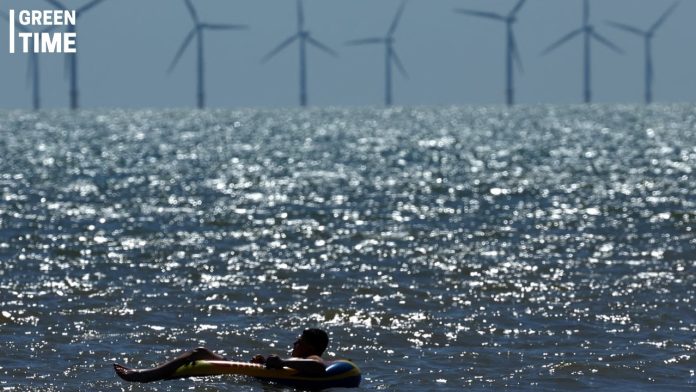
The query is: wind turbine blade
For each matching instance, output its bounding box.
[592,31,623,54]
[307,36,338,57]
[510,0,526,17]
[541,28,583,55]
[297,0,304,30]
[453,9,505,22]
[605,21,644,37]
[345,37,384,46]
[261,35,299,63]
[392,50,409,79]
[583,0,589,26]
[167,28,197,73]
[510,31,524,73]
[184,0,199,23]
[45,0,67,10]
[650,1,679,33]
[202,23,249,31]
[77,0,106,16]
[388,0,407,36]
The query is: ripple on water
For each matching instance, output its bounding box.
[1,105,696,390]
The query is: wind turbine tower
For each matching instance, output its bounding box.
[346,1,408,107]
[542,0,622,104]
[168,0,248,109]
[46,0,107,110]
[455,0,526,106]
[262,0,337,107]
[607,2,679,104]
[1,12,55,110]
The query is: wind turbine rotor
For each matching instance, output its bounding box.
[453,9,505,22]
[650,1,679,33]
[261,35,299,63]
[345,37,385,46]
[509,0,526,18]
[606,21,645,37]
[583,0,589,26]
[183,0,200,24]
[591,31,623,53]
[201,23,248,31]
[297,0,305,31]
[307,36,338,57]
[541,28,583,55]
[168,28,197,72]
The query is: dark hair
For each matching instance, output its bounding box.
[302,328,329,355]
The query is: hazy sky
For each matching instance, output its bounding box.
[0,0,694,109]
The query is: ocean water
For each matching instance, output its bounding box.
[0,105,695,391]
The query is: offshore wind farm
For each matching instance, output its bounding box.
[454,0,526,106]
[541,0,623,104]
[261,0,337,107]
[45,0,106,110]
[168,0,247,109]
[606,1,679,104]
[0,0,693,108]
[0,11,57,110]
[345,0,409,107]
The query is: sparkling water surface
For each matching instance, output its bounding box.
[1,105,695,391]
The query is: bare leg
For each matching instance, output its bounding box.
[114,347,226,383]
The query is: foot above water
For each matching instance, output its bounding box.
[113,363,152,383]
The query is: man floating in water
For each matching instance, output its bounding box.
[113,328,329,382]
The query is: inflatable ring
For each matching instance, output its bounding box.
[173,359,361,389]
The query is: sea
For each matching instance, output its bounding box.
[0,105,695,391]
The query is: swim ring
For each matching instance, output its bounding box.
[173,359,361,389]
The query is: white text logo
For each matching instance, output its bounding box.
[8,9,77,54]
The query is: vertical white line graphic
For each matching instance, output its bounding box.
[9,9,15,53]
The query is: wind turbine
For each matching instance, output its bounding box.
[346,1,408,107]
[262,0,337,107]
[0,12,55,110]
[454,0,526,106]
[168,0,248,109]
[542,0,622,104]
[606,2,679,104]
[45,0,107,110]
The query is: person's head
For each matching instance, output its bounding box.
[291,328,329,358]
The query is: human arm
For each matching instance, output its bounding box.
[265,355,326,376]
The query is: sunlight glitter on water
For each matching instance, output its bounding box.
[1,105,695,390]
